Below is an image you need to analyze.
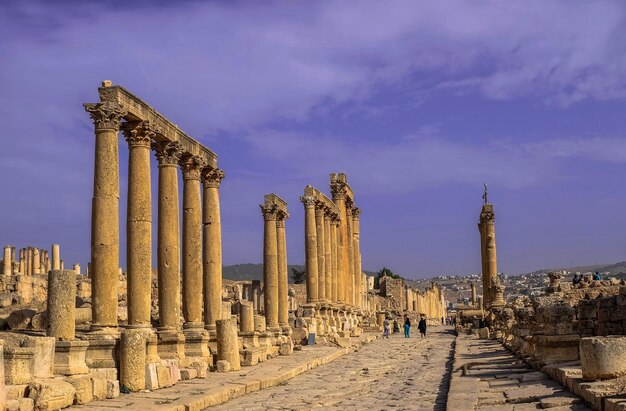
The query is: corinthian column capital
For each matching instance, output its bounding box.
[260,204,279,221]
[201,167,225,188]
[300,195,316,209]
[352,207,361,220]
[276,210,289,228]
[153,141,183,166]
[122,120,158,148]
[180,154,207,180]
[330,181,346,200]
[84,101,127,131]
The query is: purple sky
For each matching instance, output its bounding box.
[1,1,626,278]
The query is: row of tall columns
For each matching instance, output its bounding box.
[403,284,446,320]
[1,245,61,276]
[478,202,497,309]
[85,101,224,341]
[260,195,289,335]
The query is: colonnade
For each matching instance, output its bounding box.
[84,82,223,360]
[404,282,446,321]
[1,244,63,276]
[260,194,290,335]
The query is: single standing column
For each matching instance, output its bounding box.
[52,244,61,270]
[330,218,339,303]
[180,155,206,329]
[84,100,126,330]
[47,270,76,340]
[26,247,32,276]
[154,141,183,330]
[345,204,354,305]
[276,211,289,332]
[301,196,318,302]
[3,246,10,276]
[331,178,347,304]
[122,121,155,328]
[479,202,497,308]
[260,202,279,331]
[315,202,326,301]
[33,248,40,274]
[471,283,477,307]
[324,213,332,301]
[202,168,225,335]
[352,207,362,308]
[19,249,24,274]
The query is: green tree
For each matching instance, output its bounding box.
[374,267,402,288]
[291,268,306,284]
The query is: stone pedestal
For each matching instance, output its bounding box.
[83,333,118,369]
[157,330,185,360]
[216,318,240,372]
[3,347,34,385]
[183,326,210,360]
[580,336,626,380]
[55,340,89,375]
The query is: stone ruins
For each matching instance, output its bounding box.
[0,82,448,411]
[6,82,622,411]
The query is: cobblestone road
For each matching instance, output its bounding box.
[210,327,456,411]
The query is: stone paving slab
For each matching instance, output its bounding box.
[447,333,590,411]
[70,334,377,411]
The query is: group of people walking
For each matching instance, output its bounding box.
[382,314,427,338]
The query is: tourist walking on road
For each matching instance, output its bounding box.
[418,316,427,338]
[383,317,390,339]
[403,315,411,338]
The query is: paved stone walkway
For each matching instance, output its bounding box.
[209,327,456,410]
[448,334,590,410]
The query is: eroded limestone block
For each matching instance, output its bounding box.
[106,380,119,399]
[54,340,89,375]
[91,377,107,401]
[216,360,231,373]
[145,363,159,390]
[581,336,626,380]
[28,379,75,411]
[3,347,34,385]
[66,375,93,405]
[7,309,37,330]
[21,337,55,378]
[156,365,172,387]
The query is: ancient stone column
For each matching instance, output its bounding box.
[276,211,290,332]
[479,203,497,308]
[180,155,206,330]
[73,264,81,275]
[330,217,339,303]
[315,202,326,301]
[240,301,254,333]
[216,318,241,371]
[3,246,10,276]
[84,100,126,330]
[51,243,61,271]
[32,248,40,274]
[471,283,477,307]
[324,213,332,302]
[345,203,354,305]
[26,247,32,276]
[123,121,155,329]
[330,178,347,304]
[47,270,76,340]
[202,168,225,334]
[120,329,146,392]
[154,141,183,331]
[301,195,318,302]
[261,202,279,332]
[18,248,24,274]
[352,207,362,308]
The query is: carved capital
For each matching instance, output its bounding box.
[480,210,495,224]
[201,168,225,188]
[122,120,158,148]
[84,101,127,131]
[180,154,207,180]
[277,210,289,224]
[300,195,316,209]
[153,141,183,166]
[330,181,346,200]
[352,207,361,220]
[314,201,326,217]
[260,204,278,221]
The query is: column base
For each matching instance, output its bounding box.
[54,340,89,376]
[279,323,292,336]
[183,326,210,360]
[157,329,186,360]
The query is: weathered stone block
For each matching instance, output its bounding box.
[91,377,107,401]
[145,363,159,390]
[581,336,626,380]
[66,375,93,405]
[4,347,34,385]
[54,340,89,375]
[156,365,172,387]
[216,360,231,372]
[180,368,197,380]
[28,379,75,411]
[106,380,119,399]
[21,337,55,378]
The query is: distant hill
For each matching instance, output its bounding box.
[521,261,626,277]
[223,263,376,283]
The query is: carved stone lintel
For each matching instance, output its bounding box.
[122,120,158,148]
[260,204,278,221]
[84,101,127,131]
[201,168,225,188]
[300,195,316,209]
[153,141,183,166]
[180,154,207,180]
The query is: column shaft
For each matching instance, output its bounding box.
[84,101,126,329]
[301,196,318,302]
[330,220,338,303]
[202,168,225,332]
[262,207,279,330]
[315,204,326,301]
[345,205,354,305]
[3,246,10,276]
[324,215,332,301]
[276,215,289,328]
[181,156,205,328]
[155,141,182,330]
[123,122,154,328]
[352,209,361,308]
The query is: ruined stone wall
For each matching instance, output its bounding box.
[577,286,626,337]
[378,277,405,313]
